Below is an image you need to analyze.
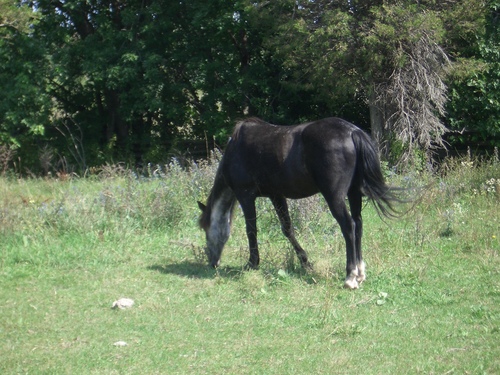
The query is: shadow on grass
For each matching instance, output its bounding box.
[148,260,323,286]
[147,261,245,279]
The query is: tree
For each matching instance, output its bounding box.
[0,1,494,173]
[447,0,500,148]
[32,0,168,165]
[28,0,298,167]
[364,4,449,164]
[0,0,51,158]
[268,1,472,164]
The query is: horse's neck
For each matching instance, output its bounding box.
[209,187,235,225]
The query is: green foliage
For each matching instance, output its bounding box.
[0,1,51,148]
[447,1,500,146]
[0,1,496,173]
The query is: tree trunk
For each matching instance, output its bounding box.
[105,89,128,157]
[368,87,385,154]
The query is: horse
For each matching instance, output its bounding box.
[198,117,401,289]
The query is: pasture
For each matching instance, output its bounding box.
[1,156,499,374]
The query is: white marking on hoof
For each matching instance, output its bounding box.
[356,261,366,283]
[344,275,359,289]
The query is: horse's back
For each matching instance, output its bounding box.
[222,118,363,198]
[301,117,358,144]
[231,117,357,144]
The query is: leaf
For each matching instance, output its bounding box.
[378,291,388,299]
[277,269,288,278]
[377,291,388,306]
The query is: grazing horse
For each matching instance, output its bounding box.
[198,117,400,289]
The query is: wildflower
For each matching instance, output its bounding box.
[482,178,500,195]
[461,161,474,169]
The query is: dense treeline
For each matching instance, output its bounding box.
[0,0,499,174]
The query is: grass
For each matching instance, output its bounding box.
[1,155,499,374]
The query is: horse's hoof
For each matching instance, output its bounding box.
[356,261,366,283]
[356,274,366,283]
[210,259,221,268]
[244,262,259,271]
[344,276,359,289]
[302,261,314,272]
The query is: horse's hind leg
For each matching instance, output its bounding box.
[348,190,365,284]
[270,196,311,270]
[322,192,359,289]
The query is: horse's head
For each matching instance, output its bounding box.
[197,200,231,268]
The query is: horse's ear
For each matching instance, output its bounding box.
[197,201,206,212]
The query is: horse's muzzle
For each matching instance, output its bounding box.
[205,247,221,268]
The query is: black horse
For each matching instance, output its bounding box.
[198,117,401,289]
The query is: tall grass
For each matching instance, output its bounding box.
[1,153,499,374]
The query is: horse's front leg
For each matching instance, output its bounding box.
[237,195,259,269]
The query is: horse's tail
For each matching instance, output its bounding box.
[351,130,403,218]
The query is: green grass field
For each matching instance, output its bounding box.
[1,157,499,374]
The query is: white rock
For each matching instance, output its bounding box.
[113,341,128,347]
[112,298,135,309]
